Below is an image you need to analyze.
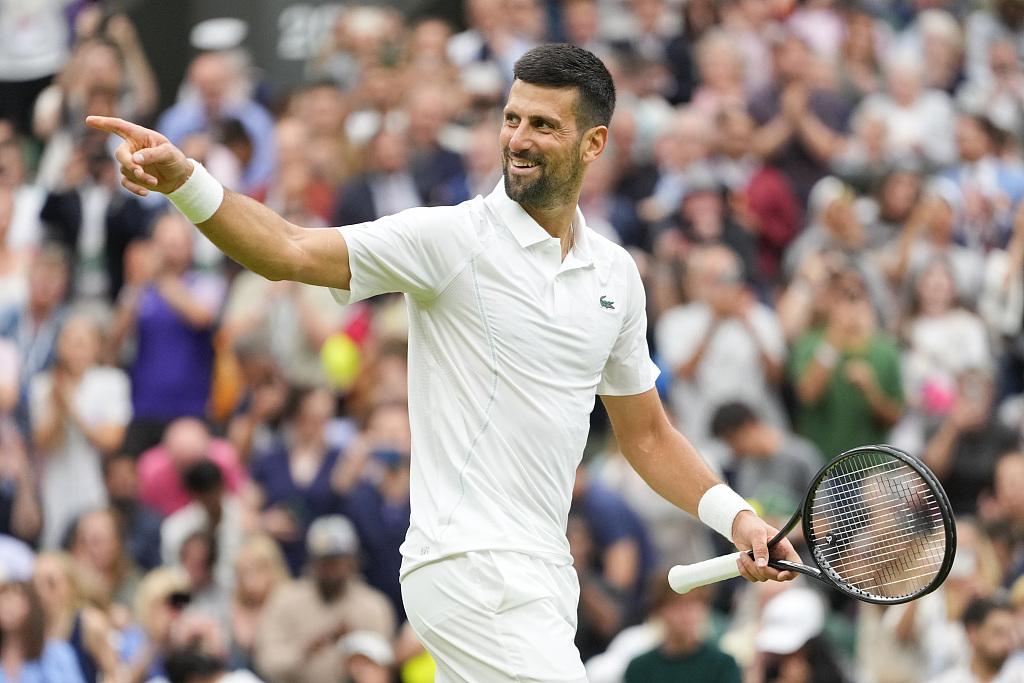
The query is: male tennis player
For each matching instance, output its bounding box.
[89,43,799,682]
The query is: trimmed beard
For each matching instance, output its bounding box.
[502,146,584,208]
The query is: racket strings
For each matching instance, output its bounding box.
[807,454,947,600]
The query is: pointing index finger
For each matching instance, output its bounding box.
[85,115,144,141]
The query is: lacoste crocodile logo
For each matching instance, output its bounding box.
[600,295,615,310]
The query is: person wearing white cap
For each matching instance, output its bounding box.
[752,586,850,683]
[254,515,395,683]
[88,41,798,683]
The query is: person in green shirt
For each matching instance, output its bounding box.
[789,264,904,460]
[624,581,742,683]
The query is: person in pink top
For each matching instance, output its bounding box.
[137,417,247,517]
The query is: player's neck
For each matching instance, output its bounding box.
[519,201,577,243]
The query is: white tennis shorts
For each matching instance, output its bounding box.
[401,550,589,682]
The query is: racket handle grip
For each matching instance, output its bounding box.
[668,552,744,594]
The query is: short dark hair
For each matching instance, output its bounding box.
[513,43,616,130]
[182,460,224,496]
[710,401,759,439]
[962,596,1012,629]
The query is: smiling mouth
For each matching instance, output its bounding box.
[507,155,541,170]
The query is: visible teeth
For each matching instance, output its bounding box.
[512,159,537,168]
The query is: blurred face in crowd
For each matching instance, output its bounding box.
[717,107,754,159]
[773,37,811,83]
[659,592,709,653]
[368,130,409,175]
[73,510,122,573]
[364,403,412,454]
[76,40,124,94]
[163,418,211,472]
[235,542,282,606]
[291,388,334,445]
[104,455,140,506]
[312,555,356,602]
[28,252,69,312]
[501,81,589,209]
[0,583,30,634]
[405,85,449,148]
[32,555,74,615]
[994,454,1024,525]
[152,214,194,275]
[968,608,1017,672]
[408,18,452,65]
[956,115,991,163]
[562,0,598,46]
[189,52,234,114]
[57,315,101,376]
[879,172,920,222]
[915,260,956,316]
[887,61,923,106]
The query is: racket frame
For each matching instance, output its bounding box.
[760,444,957,605]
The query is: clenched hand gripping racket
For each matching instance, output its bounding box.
[669,445,957,604]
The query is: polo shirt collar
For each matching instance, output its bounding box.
[485,181,595,267]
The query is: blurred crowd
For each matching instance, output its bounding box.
[6,0,1024,681]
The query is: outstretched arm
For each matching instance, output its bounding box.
[85,116,352,289]
[601,388,800,584]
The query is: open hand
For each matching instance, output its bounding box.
[85,116,193,196]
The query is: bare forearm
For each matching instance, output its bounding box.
[197,190,309,282]
[751,117,794,159]
[796,359,834,405]
[860,384,903,426]
[620,423,721,517]
[10,478,42,543]
[796,114,846,162]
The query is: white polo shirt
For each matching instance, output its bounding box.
[332,182,659,577]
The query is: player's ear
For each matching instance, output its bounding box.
[580,125,608,164]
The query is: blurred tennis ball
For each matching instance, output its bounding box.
[321,333,361,391]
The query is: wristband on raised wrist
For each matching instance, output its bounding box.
[166,160,224,224]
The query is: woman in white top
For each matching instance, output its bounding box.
[900,257,992,415]
[30,314,132,549]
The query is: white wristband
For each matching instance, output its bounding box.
[166,160,224,224]
[698,484,756,544]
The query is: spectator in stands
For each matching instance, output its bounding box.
[0,421,41,546]
[255,515,395,683]
[885,179,987,305]
[657,244,788,444]
[31,315,131,550]
[0,243,70,435]
[161,461,248,594]
[569,512,629,662]
[222,335,288,463]
[39,127,151,306]
[248,387,345,576]
[227,535,289,673]
[138,418,247,518]
[709,401,821,511]
[854,55,957,171]
[748,32,849,205]
[625,581,740,683]
[110,214,226,456]
[0,579,85,683]
[921,368,1019,515]
[333,128,424,227]
[339,403,412,621]
[942,113,1024,251]
[928,596,1024,682]
[571,465,656,610]
[749,586,850,683]
[128,567,192,683]
[157,51,276,193]
[33,552,119,683]
[789,263,904,459]
[713,105,802,289]
[102,452,163,572]
[402,83,467,207]
[67,508,143,610]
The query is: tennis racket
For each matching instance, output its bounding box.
[669,444,956,604]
